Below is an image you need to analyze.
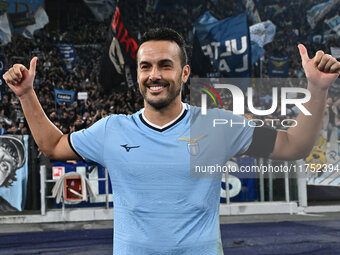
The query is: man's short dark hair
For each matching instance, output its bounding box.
[139,28,188,67]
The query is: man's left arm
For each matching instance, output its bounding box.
[269,44,340,160]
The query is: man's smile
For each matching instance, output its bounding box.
[145,81,170,94]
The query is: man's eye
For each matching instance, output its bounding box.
[0,162,8,171]
[141,65,148,69]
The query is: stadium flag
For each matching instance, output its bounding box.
[57,43,76,72]
[194,10,218,27]
[0,13,12,46]
[267,55,289,77]
[306,0,340,29]
[83,0,115,22]
[99,3,137,91]
[191,32,213,77]
[249,20,276,48]
[0,135,29,211]
[54,89,75,103]
[250,42,265,66]
[22,6,49,39]
[249,20,276,65]
[325,15,340,36]
[194,12,251,78]
[331,47,340,59]
[243,0,261,24]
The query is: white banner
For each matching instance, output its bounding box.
[22,7,49,39]
[0,13,11,45]
[77,92,88,100]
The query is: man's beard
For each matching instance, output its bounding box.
[140,77,182,110]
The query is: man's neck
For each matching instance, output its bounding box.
[143,99,184,127]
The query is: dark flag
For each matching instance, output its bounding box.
[191,32,213,77]
[194,12,251,78]
[99,4,138,92]
[267,55,289,77]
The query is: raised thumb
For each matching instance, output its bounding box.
[298,44,309,65]
[29,57,38,76]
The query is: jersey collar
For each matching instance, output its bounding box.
[139,102,188,132]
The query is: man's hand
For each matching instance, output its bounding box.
[298,44,340,90]
[2,57,38,98]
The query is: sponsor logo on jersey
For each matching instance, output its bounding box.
[120,144,140,152]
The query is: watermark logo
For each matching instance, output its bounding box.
[197,79,312,128]
[201,84,311,116]
[200,84,223,108]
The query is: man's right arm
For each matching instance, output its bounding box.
[3,57,79,161]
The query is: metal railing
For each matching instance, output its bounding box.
[40,165,111,216]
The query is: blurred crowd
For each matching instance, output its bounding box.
[1,0,339,136]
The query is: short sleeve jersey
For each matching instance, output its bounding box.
[70,104,254,255]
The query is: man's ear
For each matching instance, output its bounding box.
[182,65,190,83]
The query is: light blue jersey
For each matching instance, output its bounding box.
[70,104,254,255]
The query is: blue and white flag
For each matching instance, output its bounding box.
[325,15,340,36]
[195,12,251,78]
[0,13,11,45]
[250,42,265,65]
[54,89,75,103]
[307,0,340,29]
[267,55,289,77]
[58,43,76,72]
[250,20,276,48]
[194,10,218,27]
[249,20,276,65]
[22,6,49,39]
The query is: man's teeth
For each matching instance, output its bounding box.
[149,86,163,91]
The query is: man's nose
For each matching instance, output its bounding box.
[149,66,161,81]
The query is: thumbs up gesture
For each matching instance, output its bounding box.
[2,57,38,98]
[298,44,340,90]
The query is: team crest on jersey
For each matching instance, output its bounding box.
[178,134,207,156]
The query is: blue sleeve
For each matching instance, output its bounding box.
[214,109,255,157]
[231,114,254,155]
[69,116,109,166]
